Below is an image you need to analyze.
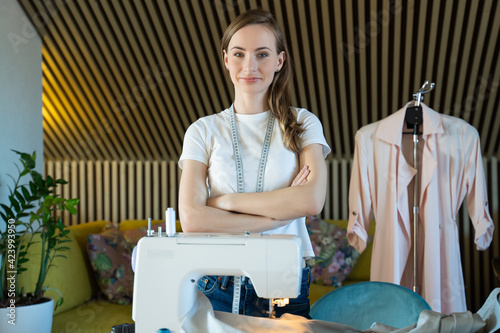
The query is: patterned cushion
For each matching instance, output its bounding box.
[307,216,361,288]
[87,228,138,305]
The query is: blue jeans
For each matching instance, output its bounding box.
[197,265,311,318]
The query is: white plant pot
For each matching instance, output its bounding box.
[0,297,54,333]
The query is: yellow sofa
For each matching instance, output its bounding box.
[19,219,373,332]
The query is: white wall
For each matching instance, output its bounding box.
[0,0,43,229]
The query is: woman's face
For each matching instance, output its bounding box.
[224,24,285,96]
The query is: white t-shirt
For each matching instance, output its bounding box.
[179,107,331,258]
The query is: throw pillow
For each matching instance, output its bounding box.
[307,216,361,288]
[87,228,135,305]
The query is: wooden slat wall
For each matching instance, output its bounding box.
[46,160,181,225]
[16,0,500,162]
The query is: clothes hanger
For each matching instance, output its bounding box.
[403,81,435,134]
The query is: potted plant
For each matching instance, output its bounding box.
[0,150,78,332]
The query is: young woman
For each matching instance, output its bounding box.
[178,9,330,318]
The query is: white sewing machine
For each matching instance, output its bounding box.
[132,231,303,333]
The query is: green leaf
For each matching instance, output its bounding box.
[1,203,14,217]
[34,175,44,188]
[67,198,79,206]
[17,151,35,168]
[9,196,21,213]
[16,212,30,219]
[46,175,54,186]
[66,205,78,215]
[14,190,26,206]
[52,197,65,204]
[29,181,37,195]
[21,187,32,201]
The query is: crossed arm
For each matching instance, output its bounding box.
[178,143,327,233]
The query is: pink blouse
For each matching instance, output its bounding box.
[347,103,494,314]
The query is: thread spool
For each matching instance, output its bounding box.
[165,207,176,237]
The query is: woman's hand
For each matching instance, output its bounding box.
[291,165,310,186]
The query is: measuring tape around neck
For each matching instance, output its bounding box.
[228,105,275,314]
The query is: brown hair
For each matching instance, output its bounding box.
[221,9,304,154]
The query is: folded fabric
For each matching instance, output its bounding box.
[181,288,500,332]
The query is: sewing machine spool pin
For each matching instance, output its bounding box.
[147,217,154,237]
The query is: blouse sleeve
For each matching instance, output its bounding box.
[347,130,372,253]
[463,125,495,250]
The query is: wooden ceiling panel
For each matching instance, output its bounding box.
[17,0,500,161]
